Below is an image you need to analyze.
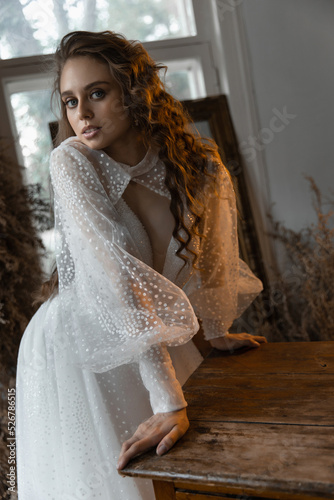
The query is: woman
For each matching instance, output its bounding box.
[16,30,266,499]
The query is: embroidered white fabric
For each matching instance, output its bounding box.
[16,137,262,499]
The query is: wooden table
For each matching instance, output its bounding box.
[122,341,334,500]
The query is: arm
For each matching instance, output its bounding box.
[185,164,264,344]
[138,344,187,414]
[49,140,199,372]
[117,343,189,470]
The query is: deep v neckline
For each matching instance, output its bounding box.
[119,196,174,275]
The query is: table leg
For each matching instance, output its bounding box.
[153,480,176,500]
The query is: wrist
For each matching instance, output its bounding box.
[201,318,230,341]
[209,335,230,348]
[155,404,188,416]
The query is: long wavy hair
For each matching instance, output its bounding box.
[37,30,223,304]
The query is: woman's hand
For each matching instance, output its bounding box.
[210,332,267,352]
[117,408,189,471]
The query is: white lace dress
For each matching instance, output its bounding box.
[16,138,262,499]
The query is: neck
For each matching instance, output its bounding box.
[103,135,148,167]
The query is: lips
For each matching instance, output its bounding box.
[82,126,101,139]
[82,125,100,134]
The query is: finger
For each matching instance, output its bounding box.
[118,437,141,469]
[119,420,154,454]
[157,422,189,456]
[250,340,261,347]
[240,338,259,349]
[256,336,268,343]
[117,433,162,470]
[248,334,267,343]
[239,337,260,349]
[119,435,139,455]
[118,441,154,470]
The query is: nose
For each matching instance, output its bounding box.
[77,99,93,120]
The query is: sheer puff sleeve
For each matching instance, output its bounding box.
[49,140,199,373]
[184,163,263,340]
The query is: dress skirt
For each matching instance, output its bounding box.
[17,293,156,499]
[16,292,202,499]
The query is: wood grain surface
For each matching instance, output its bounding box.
[122,342,334,499]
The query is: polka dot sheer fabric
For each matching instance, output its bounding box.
[50,138,262,372]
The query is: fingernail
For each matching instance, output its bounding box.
[157,445,167,455]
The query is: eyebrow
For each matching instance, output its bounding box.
[61,81,111,98]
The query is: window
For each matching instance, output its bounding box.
[0,0,197,59]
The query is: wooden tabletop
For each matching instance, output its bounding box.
[122,341,334,499]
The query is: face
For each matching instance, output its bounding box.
[60,56,138,156]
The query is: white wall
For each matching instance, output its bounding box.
[237,0,334,232]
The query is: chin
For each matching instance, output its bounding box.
[79,136,102,149]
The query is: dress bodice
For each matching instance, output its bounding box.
[115,197,193,289]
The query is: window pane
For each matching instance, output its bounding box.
[10,89,55,197]
[10,87,56,272]
[0,0,196,59]
[163,58,205,100]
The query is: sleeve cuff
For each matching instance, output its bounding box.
[201,318,229,341]
[138,344,188,414]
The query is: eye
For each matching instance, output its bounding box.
[64,98,77,108]
[91,90,105,99]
